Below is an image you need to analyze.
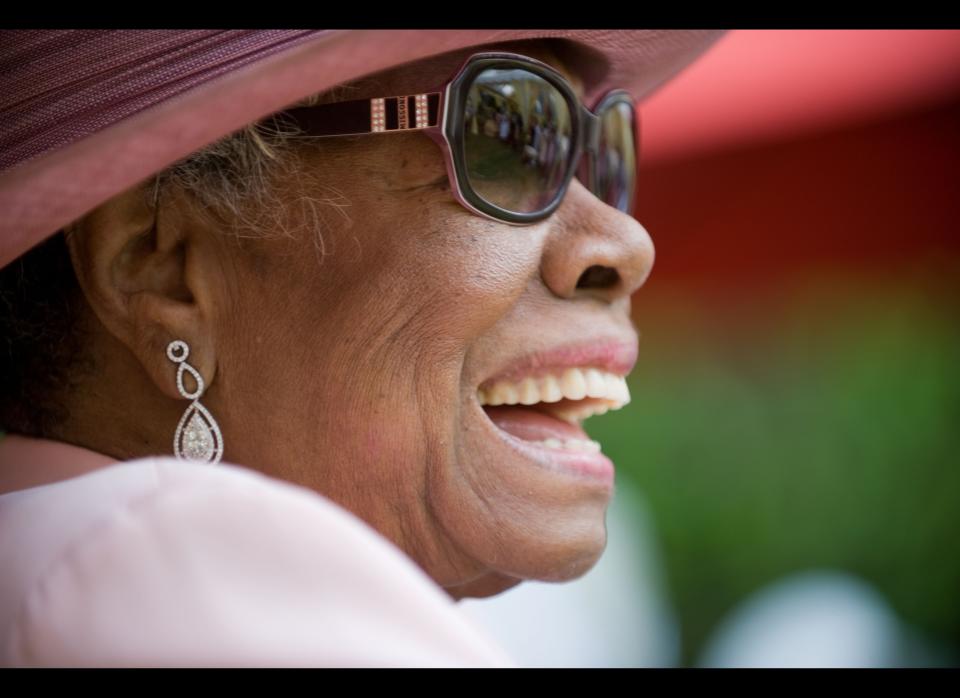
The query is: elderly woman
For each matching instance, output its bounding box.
[0,30,724,666]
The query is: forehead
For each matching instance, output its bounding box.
[315,40,586,106]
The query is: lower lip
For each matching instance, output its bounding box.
[473,400,615,492]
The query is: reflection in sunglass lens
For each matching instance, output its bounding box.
[596,100,636,215]
[463,67,572,214]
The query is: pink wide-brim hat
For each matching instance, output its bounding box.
[0,30,727,270]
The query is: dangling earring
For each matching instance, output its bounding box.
[166,339,224,465]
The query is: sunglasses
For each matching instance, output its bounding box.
[268,51,640,226]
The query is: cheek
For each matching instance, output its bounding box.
[233,162,544,379]
[396,214,544,342]
[317,139,543,342]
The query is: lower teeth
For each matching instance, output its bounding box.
[530,437,602,453]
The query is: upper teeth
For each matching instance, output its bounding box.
[477,367,630,424]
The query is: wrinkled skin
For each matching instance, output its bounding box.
[61,40,655,600]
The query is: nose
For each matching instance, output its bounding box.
[539,177,655,305]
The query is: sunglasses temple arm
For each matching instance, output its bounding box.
[267,91,444,137]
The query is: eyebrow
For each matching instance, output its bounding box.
[270,92,444,136]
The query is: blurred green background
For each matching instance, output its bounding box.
[589,269,960,665]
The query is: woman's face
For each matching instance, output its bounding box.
[95,41,654,599]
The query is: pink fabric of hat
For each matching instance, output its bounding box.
[0,29,726,270]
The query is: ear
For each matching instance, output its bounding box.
[65,180,219,402]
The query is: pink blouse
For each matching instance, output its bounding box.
[0,433,517,667]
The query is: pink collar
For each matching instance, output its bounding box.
[0,433,119,495]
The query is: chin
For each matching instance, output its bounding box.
[444,571,525,601]
[435,413,612,583]
[425,367,617,594]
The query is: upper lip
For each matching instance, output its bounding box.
[478,336,639,390]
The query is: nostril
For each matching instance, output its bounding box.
[576,264,620,291]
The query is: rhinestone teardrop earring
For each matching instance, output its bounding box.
[166,339,223,465]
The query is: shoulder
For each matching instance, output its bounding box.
[0,458,515,667]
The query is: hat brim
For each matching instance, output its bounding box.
[0,29,726,269]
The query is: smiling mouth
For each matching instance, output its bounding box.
[477,366,631,453]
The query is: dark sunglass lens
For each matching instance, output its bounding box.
[596,100,637,215]
[463,67,572,214]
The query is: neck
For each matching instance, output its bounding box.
[0,431,119,494]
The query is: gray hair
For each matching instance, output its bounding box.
[151,85,364,254]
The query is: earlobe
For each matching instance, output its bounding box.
[63,181,218,403]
